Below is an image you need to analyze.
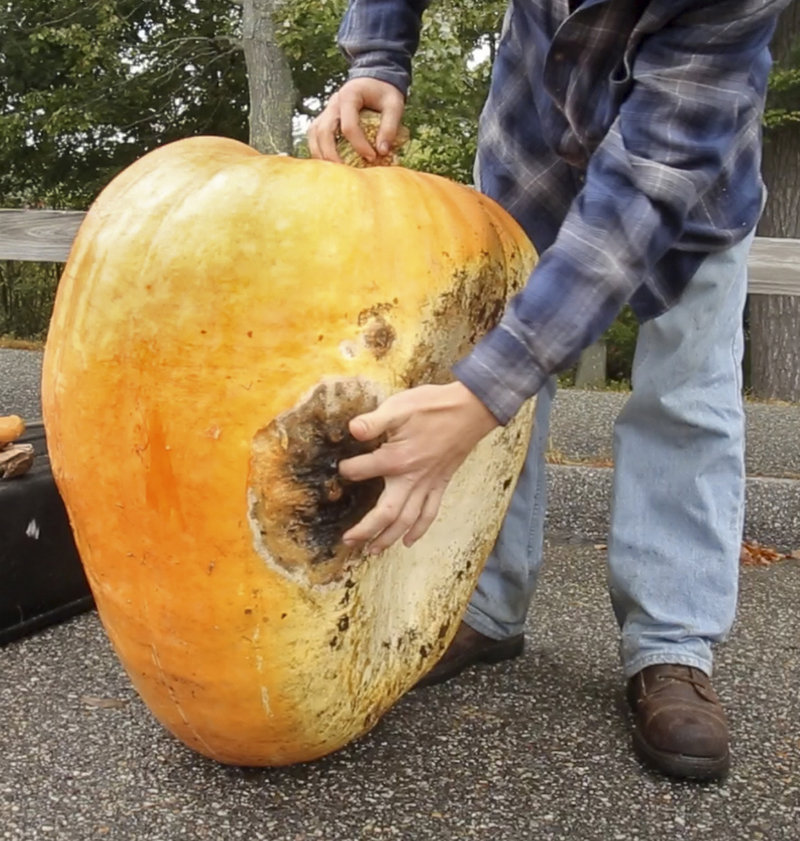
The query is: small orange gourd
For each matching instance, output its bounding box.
[0,415,25,446]
[41,135,537,765]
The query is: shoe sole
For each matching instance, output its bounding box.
[415,635,524,689]
[632,727,730,782]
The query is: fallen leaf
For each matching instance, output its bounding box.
[81,695,128,710]
[791,549,800,561]
[594,543,608,551]
[740,540,787,567]
[0,443,35,479]
[545,451,614,468]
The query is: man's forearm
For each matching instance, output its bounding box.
[339,0,432,96]
[455,0,783,425]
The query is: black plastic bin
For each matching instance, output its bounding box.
[0,421,94,644]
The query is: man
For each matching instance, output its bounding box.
[308,0,788,781]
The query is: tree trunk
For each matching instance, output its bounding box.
[242,0,295,154]
[751,0,800,402]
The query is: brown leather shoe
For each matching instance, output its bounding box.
[628,664,730,781]
[415,622,524,689]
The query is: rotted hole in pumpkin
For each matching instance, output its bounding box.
[248,377,387,586]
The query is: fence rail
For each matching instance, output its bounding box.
[0,210,85,263]
[1,208,799,298]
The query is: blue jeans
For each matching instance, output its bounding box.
[465,230,754,678]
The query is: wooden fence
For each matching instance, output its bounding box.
[2,208,799,385]
[2,209,800,296]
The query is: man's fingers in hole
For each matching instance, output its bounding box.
[403,484,447,547]
[365,486,429,554]
[341,485,408,546]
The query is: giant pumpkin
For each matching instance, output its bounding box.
[41,135,537,766]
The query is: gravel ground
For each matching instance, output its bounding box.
[0,348,43,419]
[2,540,798,841]
[550,388,800,479]
[545,464,800,550]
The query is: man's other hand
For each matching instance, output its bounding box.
[308,78,406,164]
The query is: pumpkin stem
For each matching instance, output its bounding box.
[336,109,410,168]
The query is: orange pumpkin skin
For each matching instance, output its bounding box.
[42,137,537,765]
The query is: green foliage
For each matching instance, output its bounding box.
[401,0,506,182]
[764,31,800,129]
[275,0,350,111]
[603,306,639,385]
[0,0,248,209]
[0,261,61,340]
[764,63,800,127]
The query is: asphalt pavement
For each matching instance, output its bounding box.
[2,540,799,841]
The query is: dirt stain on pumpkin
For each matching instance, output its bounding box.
[402,258,517,387]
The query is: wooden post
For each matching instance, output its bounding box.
[575,341,607,389]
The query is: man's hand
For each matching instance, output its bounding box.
[308,78,406,164]
[339,382,499,554]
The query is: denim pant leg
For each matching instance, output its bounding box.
[608,231,754,679]
[465,377,557,639]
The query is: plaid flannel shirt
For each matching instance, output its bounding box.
[339,0,788,423]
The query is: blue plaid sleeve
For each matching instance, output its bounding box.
[455,3,782,425]
[338,0,431,96]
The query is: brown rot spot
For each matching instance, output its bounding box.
[337,615,350,633]
[339,578,356,607]
[437,622,450,640]
[244,608,253,615]
[247,377,386,586]
[362,320,396,358]
[358,302,396,359]
[502,476,513,491]
[419,645,430,659]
